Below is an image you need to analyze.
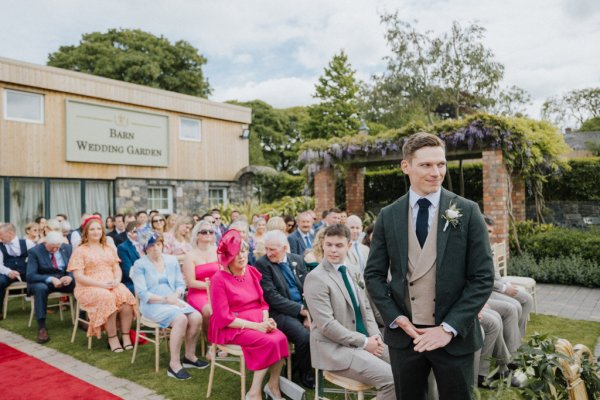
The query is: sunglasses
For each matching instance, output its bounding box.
[198,230,215,235]
[152,219,165,223]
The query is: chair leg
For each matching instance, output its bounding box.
[314,368,320,400]
[240,356,246,400]
[87,336,92,349]
[533,291,538,313]
[71,304,80,343]
[131,318,141,365]
[3,290,8,317]
[58,297,64,321]
[357,391,364,400]
[28,297,35,328]
[206,344,216,397]
[287,354,292,379]
[68,296,75,324]
[155,326,160,373]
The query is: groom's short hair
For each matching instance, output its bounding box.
[323,224,351,241]
[402,132,445,161]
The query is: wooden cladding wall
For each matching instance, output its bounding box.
[0,83,249,181]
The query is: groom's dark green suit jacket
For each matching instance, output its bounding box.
[364,188,494,356]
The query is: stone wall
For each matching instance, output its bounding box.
[526,201,600,226]
[115,178,247,215]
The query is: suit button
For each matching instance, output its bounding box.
[411,297,415,301]
[433,298,436,302]
[352,320,355,323]
[432,313,435,317]
[409,283,414,286]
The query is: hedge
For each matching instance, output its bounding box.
[254,172,306,203]
[542,157,600,201]
[509,252,600,288]
[518,227,600,262]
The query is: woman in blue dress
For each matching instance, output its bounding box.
[131,234,208,380]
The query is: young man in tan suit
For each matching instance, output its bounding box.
[304,224,395,400]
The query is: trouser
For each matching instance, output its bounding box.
[389,344,474,400]
[28,280,76,323]
[274,313,311,376]
[0,272,25,311]
[490,289,533,337]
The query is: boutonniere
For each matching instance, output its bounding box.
[352,272,365,290]
[442,203,462,232]
[291,261,298,268]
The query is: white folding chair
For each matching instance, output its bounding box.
[494,242,537,313]
[28,292,75,327]
[2,281,28,318]
[130,294,171,373]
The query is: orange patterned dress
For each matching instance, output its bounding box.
[67,244,137,337]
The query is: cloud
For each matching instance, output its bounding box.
[212,77,318,108]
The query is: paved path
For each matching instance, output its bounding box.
[0,328,165,400]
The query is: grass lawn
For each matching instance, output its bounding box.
[1,300,599,400]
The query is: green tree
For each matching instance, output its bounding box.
[228,100,308,173]
[580,116,600,132]
[48,28,211,97]
[305,50,361,139]
[542,87,600,129]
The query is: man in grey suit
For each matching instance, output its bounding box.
[364,132,494,399]
[287,211,315,256]
[26,231,74,343]
[304,224,395,400]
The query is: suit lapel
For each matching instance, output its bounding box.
[436,188,455,267]
[271,259,291,298]
[322,259,353,309]
[391,195,410,276]
[287,254,304,290]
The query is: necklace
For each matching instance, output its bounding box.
[227,266,246,282]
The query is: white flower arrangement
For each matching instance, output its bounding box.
[442,203,463,232]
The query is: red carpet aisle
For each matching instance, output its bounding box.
[0,342,122,400]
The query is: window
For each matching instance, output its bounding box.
[148,187,173,213]
[4,89,44,123]
[50,180,81,224]
[85,181,113,218]
[179,117,201,141]
[10,179,44,235]
[209,188,228,208]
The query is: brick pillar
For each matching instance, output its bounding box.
[345,166,365,217]
[314,168,335,216]
[511,176,526,222]
[482,150,509,246]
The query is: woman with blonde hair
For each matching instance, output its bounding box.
[24,222,40,243]
[67,216,137,352]
[266,216,286,234]
[183,220,219,337]
[303,228,326,271]
[163,216,193,263]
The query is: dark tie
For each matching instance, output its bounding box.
[50,252,59,270]
[304,235,312,248]
[416,198,431,248]
[338,265,368,336]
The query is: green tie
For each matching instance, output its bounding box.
[338,265,368,336]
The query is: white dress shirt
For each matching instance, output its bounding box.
[0,236,36,275]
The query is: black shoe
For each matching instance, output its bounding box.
[477,375,489,388]
[300,371,315,389]
[182,356,209,369]
[167,366,191,380]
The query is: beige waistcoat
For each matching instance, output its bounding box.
[404,206,439,325]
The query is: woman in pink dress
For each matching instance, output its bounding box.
[67,216,137,352]
[183,220,219,336]
[209,230,288,400]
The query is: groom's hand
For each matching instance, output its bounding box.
[413,326,452,352]
[395,315,425,339]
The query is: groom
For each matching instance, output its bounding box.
[364,132,494,399]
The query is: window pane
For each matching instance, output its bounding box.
[5,90,43,122]
[85,181,112,218]
[148,187,171,212]
[50,180,81,224]
[9,179,44,235]
[209,189,227,208]
[180,118,201,141]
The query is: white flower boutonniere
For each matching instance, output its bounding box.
[291,261,298,268]
[442,203,462,232]
[353,272,365,290]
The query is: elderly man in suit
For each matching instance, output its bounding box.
[364,132,494,399]
[26,231,74,343]
[117,221,140,294]
[255,229,314,389]
[288,211,315,256]
[305,224,395,400]
[346,215,370,273]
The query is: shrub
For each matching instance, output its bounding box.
[254,172,306,203]
[542,157,600,201]
[522,228,600,262]
[509,252,600,288]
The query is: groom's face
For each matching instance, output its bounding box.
[401,146,446,197]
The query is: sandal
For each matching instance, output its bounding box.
[108,335,124,353]
[121,331,134,351]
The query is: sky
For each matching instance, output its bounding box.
[0,0,599,120]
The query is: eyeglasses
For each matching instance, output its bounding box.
[198,230,214,235]
[286,223,295,228]
[131,229,137,234]
[152,219,165,223]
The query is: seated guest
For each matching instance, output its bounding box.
[287,211,314,256]
[303,228,326,271]
[255,230,314,389]
[35,217,48,241]
[0,223,37,319]
[304,225,395,400]
[209,230,289,400]
[150,214,167,234]
[266,216,287,235]
[67,215,137,352]
[117,222,140,294]
[38,218,69,245]
[183,220,219,337]
[229,220,255,265]
[105,216,115,234]
[108,214,127,247]
[163,216,193,263]
[132,234,208,380]
[165,213,178,233]
[476,306,512,387]
[345,215,370,273]
[25,222,40,243]
[68,214,90,248]
[362,223,375,248]
[26,231,74,343]
[283,215,296,235]
[250,217,267,252]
